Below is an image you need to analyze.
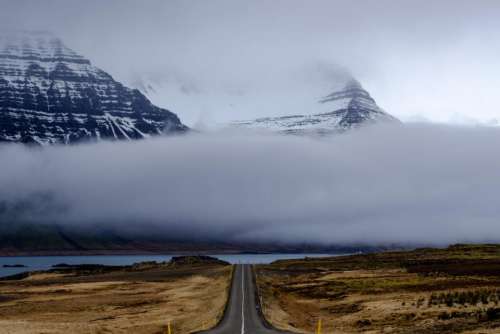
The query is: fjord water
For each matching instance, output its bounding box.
[0,253,336,278]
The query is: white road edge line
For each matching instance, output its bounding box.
[241,266,245,334]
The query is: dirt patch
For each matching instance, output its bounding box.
[0,262,232,334]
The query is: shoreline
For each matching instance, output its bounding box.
[0,249,355,257]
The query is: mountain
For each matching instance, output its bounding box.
[129,66,398,133]
[0,31,187,145]
[231,79,399,135]
[0,223,381,256]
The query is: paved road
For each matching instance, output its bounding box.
[200,264,289,334]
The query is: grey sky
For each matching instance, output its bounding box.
[1,0,500,126]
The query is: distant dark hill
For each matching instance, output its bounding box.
[0,223,379,255]
[169,255,230,266]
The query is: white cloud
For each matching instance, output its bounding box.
[2,124,500,246]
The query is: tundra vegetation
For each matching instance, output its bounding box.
[255,244,500,334]
[0,256,232,334]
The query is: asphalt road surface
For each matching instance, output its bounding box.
[200,264,290,334]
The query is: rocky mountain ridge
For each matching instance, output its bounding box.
[0,31,187,145]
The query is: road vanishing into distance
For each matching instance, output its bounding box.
[200,264,290,334]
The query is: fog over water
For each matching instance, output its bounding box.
[2,124,500,246]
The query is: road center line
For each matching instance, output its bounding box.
[241,266,245,334]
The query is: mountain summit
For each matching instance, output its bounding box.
[231,78,399,135]
[0,31,187,145]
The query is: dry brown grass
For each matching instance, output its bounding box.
[256,245,500,334]
[0,263,232,334]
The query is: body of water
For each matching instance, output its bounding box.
[0,253,340,278]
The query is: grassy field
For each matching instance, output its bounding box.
[255,244,500,334]
[0,257,232,334]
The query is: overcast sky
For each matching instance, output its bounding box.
[1,0,500,126]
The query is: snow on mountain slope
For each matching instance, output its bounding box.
[129,65,398,133]
[0,31,187,145]
[232,79,399,134]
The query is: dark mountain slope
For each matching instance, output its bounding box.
[0,31,187,144]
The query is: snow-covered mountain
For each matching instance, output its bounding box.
[231,79,399,134]
[0,31,187,145]
[130,65,398,133]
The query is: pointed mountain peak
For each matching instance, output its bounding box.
[232,75,399,135]
[319,78,372,104]
[0,31,187,144]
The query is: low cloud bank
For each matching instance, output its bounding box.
[1,124,500,246]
